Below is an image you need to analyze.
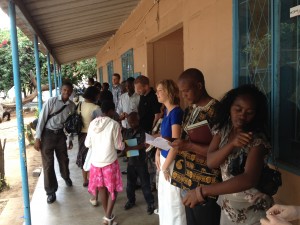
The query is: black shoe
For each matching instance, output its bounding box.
[121,170,127,175]
[64,178,73,187]
[147,204,154,215]
[47,193,56,204]
[124,201,135,210]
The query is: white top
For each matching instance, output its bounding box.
[116,92,140,128]
[85,116,125,167]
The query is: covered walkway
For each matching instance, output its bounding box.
[2,138,158,225]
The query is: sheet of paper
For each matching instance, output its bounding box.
[145,134,172,150]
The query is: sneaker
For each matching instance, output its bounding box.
[124,201,135,210]
[154,208,159,215]
[147,204,154,215]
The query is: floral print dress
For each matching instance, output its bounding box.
[215,124,274,225]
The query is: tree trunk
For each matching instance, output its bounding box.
[2,72,54,109]
[0,139,6,181]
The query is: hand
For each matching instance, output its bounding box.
[163,170,171,181]
[266,205,300,222]
[119,113,126,121]
[170,139,189,152]
[182,188,205,208]
[34,139,41,151]
[68,140,73,150]
[162,165,170,181]
[260,214,292,225]
[230,131,252,148]
[155,150,160,170]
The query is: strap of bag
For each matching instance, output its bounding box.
[45,104,67,126]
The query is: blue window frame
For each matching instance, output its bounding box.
[98,66,103,84]
[121,49,134,81]
[107,61,114,90]
[234,0,300,173]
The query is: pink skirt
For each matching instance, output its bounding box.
[88,160,123,200]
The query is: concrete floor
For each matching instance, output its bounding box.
[30,138,159,225]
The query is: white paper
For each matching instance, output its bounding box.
[145,133,172,150]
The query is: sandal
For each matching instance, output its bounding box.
[103,214,117,225]
[89,198,99,206]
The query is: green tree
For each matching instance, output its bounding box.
[0,28,48,96]
[61,58,97,85]
[0,28,97,98]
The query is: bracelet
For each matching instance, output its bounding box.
[196,186,208,203]
[162,169,170,174]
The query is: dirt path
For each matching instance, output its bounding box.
[0,111,42,216]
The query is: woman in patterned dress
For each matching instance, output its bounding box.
[182,84,273,225]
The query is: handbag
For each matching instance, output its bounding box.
[64,102,83,134]
[83,148,92,172]
[228,150,282,196]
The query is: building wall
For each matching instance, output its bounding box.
[96,0,232,99]
[96,1,300,220]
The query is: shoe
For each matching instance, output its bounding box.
[83,181,89,187]
[47,193,56,204]
[64,178,73,187]
[121,170,127,175]
[89,198,99,206]
[154,208,159,215]
[147,204,154,215]
[124,201,135,210]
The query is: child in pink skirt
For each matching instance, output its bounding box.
[85,100,124,225]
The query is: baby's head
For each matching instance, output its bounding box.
[127,112,140,130]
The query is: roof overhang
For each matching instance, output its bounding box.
[0,0,140,65]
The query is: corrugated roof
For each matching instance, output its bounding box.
[0,0,140,64]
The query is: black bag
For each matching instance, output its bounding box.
[256,165,282,196]
[228,151,282,196]
[64,102,83,134]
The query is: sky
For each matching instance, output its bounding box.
[0,8,10,29]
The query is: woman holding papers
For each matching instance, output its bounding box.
[182,85,273,225]
[155,80,186,225]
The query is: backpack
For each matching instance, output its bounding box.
[64,102,83,134]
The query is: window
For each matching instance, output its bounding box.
[107,61,114,90]
[234,0,300,172]
[121,49,134,81]
[98,67,103,84]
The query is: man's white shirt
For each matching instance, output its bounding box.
[116,92,140,128]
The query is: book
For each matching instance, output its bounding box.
[184,120,212,145]
[125,138,139,157]
[145,133,172,150]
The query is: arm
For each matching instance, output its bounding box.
[152,113,161,130]
[260,214,292,225]
[207,131,253,168]
[161,124,181,180]
[34,99,52,151]
[114,124,125,150]
[183,145,266,208]
[170,139,209,157]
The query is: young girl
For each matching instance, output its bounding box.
[85,101,124,225]
[182,85,273,225]
[155,80,186,225]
